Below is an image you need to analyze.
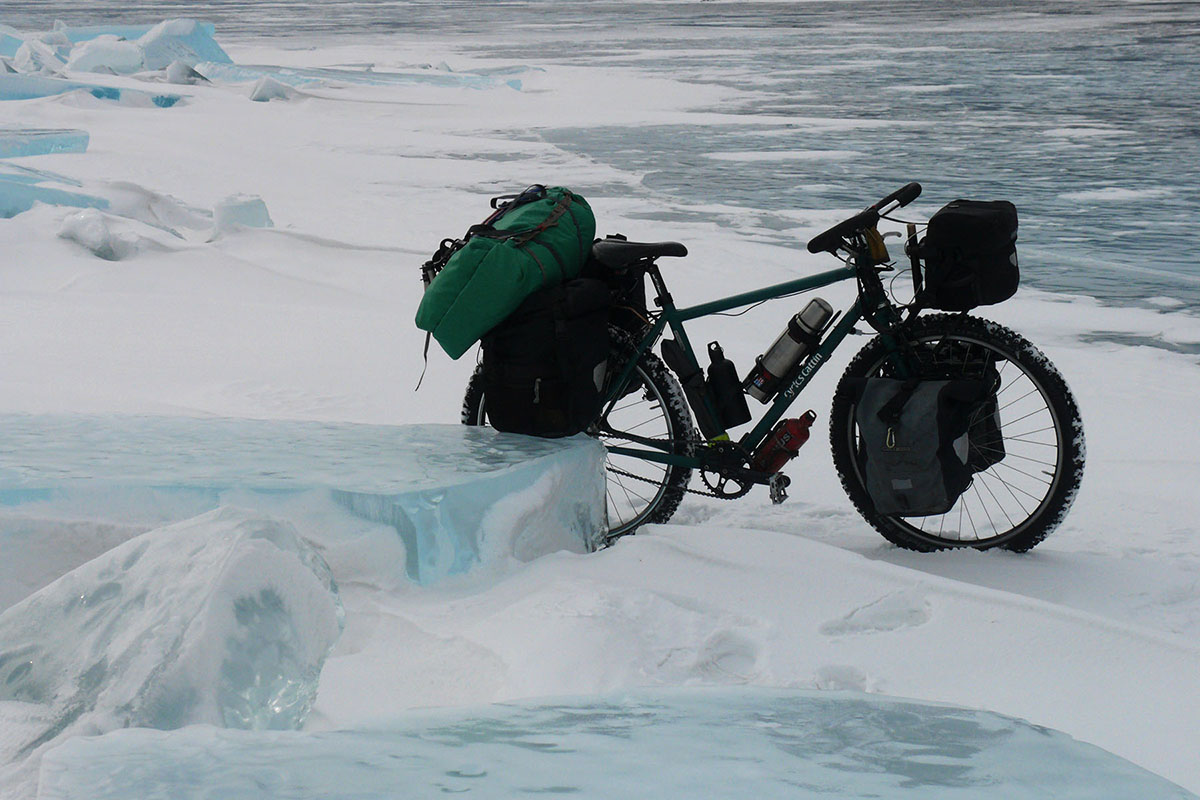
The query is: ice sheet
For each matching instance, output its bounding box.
[196,61,524,91]
[0,128,88,158]
[0,162,107,218]
[36,688,1197,800]
[0,507,343,795]
[0,74,180,105]
[0,416,606,582]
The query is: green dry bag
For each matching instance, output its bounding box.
[415,186,596,359]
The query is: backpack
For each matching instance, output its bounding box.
[415,185,596,359]
[850,377,989,516]
[918,199,1019,312]
[481,278,610,438]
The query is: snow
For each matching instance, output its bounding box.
[1059,187,1174,203]
[0,7,1197,799]
[36,688,1194,800]
[57,208,138,259]
[248,75,296,103]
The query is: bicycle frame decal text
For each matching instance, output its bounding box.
[782,351,824,400]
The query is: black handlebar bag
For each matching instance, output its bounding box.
[918,200,1019,311]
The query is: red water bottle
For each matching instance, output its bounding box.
[750,410,817,474]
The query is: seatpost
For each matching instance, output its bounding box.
[646,261,674,309]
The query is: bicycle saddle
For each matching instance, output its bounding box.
[591,238,687,270]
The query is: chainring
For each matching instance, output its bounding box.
[697,440,755,500]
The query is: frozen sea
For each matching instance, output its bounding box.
[3,2,1200,798]
[7,0,1199,313]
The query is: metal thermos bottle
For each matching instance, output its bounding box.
[745,298,834,403]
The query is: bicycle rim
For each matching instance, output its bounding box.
[854,330,1066,546]
[599,361,681,538]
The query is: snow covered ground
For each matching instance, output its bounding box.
[1,11,1198,798]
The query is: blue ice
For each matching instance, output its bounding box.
[139,20,232,70]
[52,24,155,45]
[0,416,606,584]
[0,28,22,59]
[0,506,344,774]
[0,162,107,218]
[0,20,230,67]
[36,688,1197,799]
[0,74,181,106]
[0,128,88,158]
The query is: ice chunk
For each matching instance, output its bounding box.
[57,209,140,260]
[0,507,342,795]
[0,165,107,218]
[0,26,24,59]
[138,20,232,70]
[163,60,208,85]
[12,40,64,75]
[64,35,143,75]
[0,128,88,158]
[213,193,273,233]
[36,689,1198,800]
[52,24,155,45]
[0,417,606,583]
[0,74,181,107]
[248,75,295,102]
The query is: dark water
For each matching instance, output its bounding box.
[5,0,1198,308]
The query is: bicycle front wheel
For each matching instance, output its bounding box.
[830,313,1085,552]
[462,328,695,545]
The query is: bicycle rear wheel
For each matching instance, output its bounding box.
[462,328,694,545]
[830,313,1085,552]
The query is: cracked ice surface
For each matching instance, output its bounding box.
[0,416,607,583]
[35,688,1197,800]
[0,507,343,795]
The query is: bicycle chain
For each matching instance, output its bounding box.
[605,462,742,500]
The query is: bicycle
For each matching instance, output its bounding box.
[463,183,1085,553]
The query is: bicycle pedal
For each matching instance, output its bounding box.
[769,473,791,505]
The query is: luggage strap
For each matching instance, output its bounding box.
[467,189,576,247]
[419,187,574,290]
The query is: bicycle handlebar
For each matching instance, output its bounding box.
[806,182,922,254]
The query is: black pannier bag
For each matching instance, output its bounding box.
[481,278,610,438]
[919,200,1019,312]
[850,377,988,516]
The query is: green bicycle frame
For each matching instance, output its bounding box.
[603,262,874,470]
